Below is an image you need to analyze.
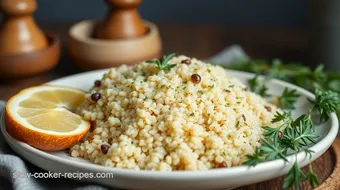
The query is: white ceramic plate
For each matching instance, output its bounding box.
[1,69,339,190]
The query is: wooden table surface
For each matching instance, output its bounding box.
[2,22,337,190]
[0,22,308,101]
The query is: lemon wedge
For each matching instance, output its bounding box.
[5,85,90,151]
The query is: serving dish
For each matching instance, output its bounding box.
[1,69,338,190]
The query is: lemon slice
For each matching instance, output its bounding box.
[5,85,90,151]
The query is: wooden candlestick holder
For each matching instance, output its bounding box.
[68,0,162,70]
[0,0,60,79]
[95,0,147,40]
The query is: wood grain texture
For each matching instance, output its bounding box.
[0,0,48,55]
[315,138,340,190]
[0,33,60,79]
[68,20,161,70]
[0,21,308,101]
[95,0,147,39]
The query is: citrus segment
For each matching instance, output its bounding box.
[19,97,56,108]
[17,108,51,118]
[25,110,81,132]
[5,85,90,151]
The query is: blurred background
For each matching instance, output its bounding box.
[26,0,339,71]
[35,0,308,27]
[0,0,339,74]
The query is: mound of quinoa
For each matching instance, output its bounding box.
[70,55,281,171]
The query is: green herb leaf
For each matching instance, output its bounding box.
[248,75,269,97]
[221,58,340,118]
[271,111,292,123]
[306,167,320,189]
[309,88,340,123]
[259,85,270,97]
[243,148,263,166]
[281,115,318,151]
[279,88,300,109]
[147,53,177,71]
[248,75,260,92]
[260,139,287,161]
[293,115,318,146]
[283,161,306,190]
[304,149,315,160]
[223,58,338,189]
[235,121,240,128]
[312,65,327,89]
[267,59,284,80]
[262,126,281,142]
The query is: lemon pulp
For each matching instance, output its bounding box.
[16,88,85,132]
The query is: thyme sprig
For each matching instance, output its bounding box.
[280,88,300,110]
[248,75,269,97]
[244,106,324,189]
[221,59,340,118]
[309,88,340,123]
[244,88,338,190]
[219,58,339,189]
[146,53,177,71]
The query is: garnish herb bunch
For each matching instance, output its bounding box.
[220,59,340,189]
[221,59,340,118]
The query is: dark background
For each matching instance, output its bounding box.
[34,0,308,27]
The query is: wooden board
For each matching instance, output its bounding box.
[236,138,340,190]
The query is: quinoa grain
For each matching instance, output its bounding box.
[70,55,282,171]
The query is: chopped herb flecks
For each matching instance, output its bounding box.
[236,121,240,128]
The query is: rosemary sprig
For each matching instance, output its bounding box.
[283,161,306,190]
[243,89,336,189]
[146,53,177,71]
[221,59,340,118]
[309,88,340,123]
[306,166,320,189]
[248,75,269,97]
[248,75,260,92]
[218,58,339,189]
[244,147,263,166]
[271,111,293,123]
[279,88,300,110]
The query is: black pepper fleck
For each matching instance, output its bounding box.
[181,59,191,65]
[191,74,201,83]
[91,93,101,101]
[100,144,110,154]
[94,80,101,87]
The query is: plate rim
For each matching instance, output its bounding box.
[1,68,338,180]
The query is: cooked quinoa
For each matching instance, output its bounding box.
[70,55,281,171]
